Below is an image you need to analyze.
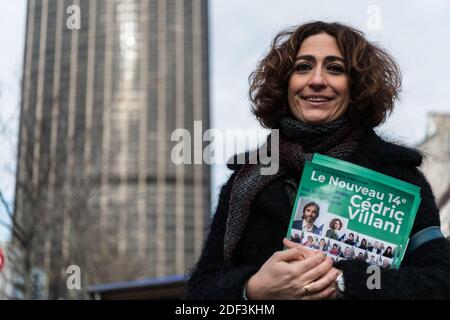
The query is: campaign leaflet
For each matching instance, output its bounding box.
[286,154,421,269]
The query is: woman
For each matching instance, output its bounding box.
[329,244,340,256]
[356,252,365,261]
[383,246,394,258]
[186,21,450,300]
[358,239,368,250]
[303,235,315,248]
[325,218,342,240]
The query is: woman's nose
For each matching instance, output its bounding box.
[308,68,327,90]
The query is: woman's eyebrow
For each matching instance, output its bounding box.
[324,56,346,64]
[294,55,346,63]
[294,55,315,63]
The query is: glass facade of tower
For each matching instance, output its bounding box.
[15,0,210,298]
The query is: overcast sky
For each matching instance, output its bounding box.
[1,0,450,241]
[0,0,26,242]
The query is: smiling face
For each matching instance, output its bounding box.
[334,220,341,230]
[287,33,350,124]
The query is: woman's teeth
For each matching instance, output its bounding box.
[305,97,331,102]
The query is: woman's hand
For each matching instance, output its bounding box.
[245,242,338,300]
[283,238,340,299]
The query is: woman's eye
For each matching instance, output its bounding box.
[294,63,312,72]
[327,64,345,74]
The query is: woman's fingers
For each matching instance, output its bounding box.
[300,254,334,283]
[301,285,336,300]
[283,238,299,249]
[272,247,305,263]
[288,251,328,276]
[302,267,339,296]
[283,238,316,259]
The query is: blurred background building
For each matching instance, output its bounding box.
[13,0,210,299]
[418,112,450,236]
[0,242,25,299]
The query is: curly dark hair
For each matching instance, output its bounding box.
[302,201,320,219]
[329,218,343,230]
[249,21,402,128]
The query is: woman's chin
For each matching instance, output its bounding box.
[290,108,335,124]
[299,114,332,125]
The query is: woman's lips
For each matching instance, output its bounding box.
[301,96,335,106]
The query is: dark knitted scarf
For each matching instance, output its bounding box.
[224,116,365,265]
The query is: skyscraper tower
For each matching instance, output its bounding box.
[15,0,210,298]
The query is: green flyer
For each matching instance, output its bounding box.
[287,154,421,269]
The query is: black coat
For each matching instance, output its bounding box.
[185,129,450,299]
